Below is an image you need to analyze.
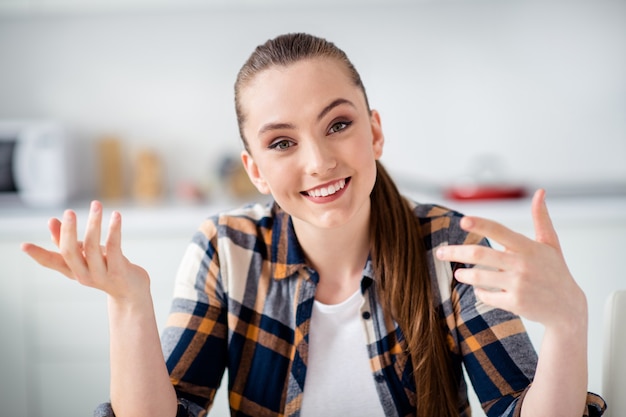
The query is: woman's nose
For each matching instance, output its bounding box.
[303,140,337,176]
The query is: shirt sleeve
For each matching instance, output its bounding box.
[93,400,196,417]
[160,217,229,415]
[452,274,537,417]
[510,389,607,417]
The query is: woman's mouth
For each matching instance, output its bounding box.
[302,178,349,198]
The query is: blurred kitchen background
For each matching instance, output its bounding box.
[0,0,625,416]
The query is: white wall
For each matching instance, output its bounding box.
[1,0,625,200]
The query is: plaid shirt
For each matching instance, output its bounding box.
[153,200,606,417]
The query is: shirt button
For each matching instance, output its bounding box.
[362,311,371,320]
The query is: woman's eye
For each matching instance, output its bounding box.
[268,139,294,151]
[328,121,352,134]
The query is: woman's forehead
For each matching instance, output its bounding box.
[239,58,365,119]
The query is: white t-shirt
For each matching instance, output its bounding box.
[300,289,386,417]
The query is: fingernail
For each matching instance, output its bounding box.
[436,248,445,259]
[90,201,100,213]
[461,217,474,229]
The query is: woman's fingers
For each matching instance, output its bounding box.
[453,264,507,292]
[59,209,89,280]
[458,215,528,252]
[83,201,107,278]
[21,242,75,279]
[105,211,125,272]
[472,285,513,310]
[48,218,62,247]
[531,189,561,251]
[437,244,514,272]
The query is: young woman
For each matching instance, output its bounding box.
[22,33,605,417]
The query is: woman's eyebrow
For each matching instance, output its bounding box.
[317,98,356,121]
[257,98,356,136]
[258,122,295,136]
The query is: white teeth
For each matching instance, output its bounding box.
[307,179,346,197]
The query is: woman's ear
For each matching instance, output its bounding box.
[370,109,385,160]
[241,150,271,195]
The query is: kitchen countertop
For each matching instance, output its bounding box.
[0,194,241,240]
[3,190,626,241]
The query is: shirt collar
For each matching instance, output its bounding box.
[270,202,308,280]
[268,202,377,287]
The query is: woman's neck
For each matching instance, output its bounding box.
[292,207,371,304]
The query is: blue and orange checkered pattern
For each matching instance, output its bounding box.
[157,201,605,417]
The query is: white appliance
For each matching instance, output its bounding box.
[0,120,75,207]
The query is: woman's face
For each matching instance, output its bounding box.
[239,58,384,231]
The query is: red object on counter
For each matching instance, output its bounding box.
[444,185,527,201]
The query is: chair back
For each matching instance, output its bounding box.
[603,290,626,417]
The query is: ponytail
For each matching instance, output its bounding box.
[369,161,458,417]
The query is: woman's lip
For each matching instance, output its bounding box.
[301,177,349,195]
[301,177,351,201]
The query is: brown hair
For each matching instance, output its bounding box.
[234,33,458,417]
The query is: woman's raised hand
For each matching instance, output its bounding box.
[21,200,150,303]
[435,189,587,330]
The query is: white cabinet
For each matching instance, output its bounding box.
[0,241,28,417]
